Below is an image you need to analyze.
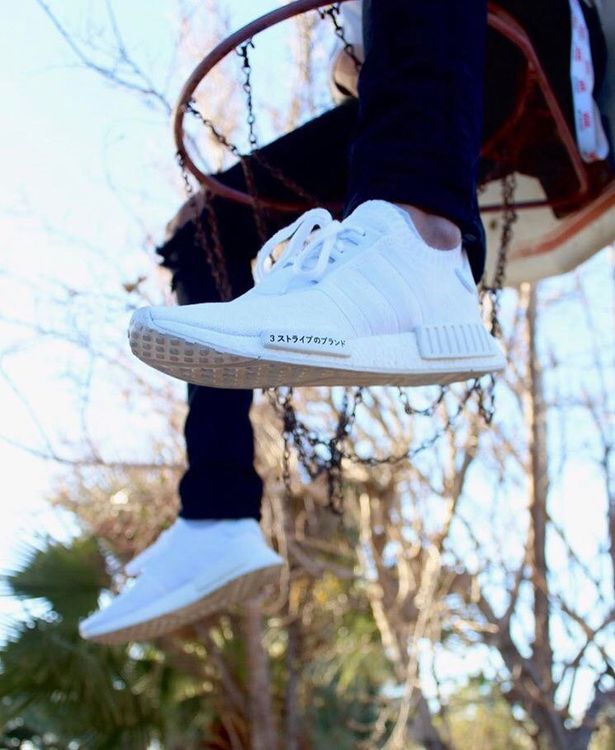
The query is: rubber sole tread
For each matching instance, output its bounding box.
[88,564,281,645]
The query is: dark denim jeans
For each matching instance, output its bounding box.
[158,0,602,520]
[347,0,487,281]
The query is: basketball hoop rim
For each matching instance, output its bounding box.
[174,0,591,214]
[174,0,341,211]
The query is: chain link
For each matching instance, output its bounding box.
[237,41,258,151]
[176,152,233,300]
[482,171,518,338]
[319,3,363,71]
[184,96,270,244]
[250,150,321,207]
[475,171,518,425]
[269,171,518,502]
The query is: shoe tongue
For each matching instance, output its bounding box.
[344,200,418,237]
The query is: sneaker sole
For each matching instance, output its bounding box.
[129,308,506,389]
[83,563,281,645]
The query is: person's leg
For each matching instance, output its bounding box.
[120,202,263,579]
[159,101,358,523]
[128,0,502,392]
[346,0,487,279]
[160,199,263,523]
[80,103,360,642]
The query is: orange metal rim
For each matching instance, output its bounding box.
[174,0,592,215]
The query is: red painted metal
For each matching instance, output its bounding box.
[173,0,597,215]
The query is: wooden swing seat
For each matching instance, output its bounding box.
[482,5,615,284]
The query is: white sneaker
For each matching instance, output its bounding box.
[124,521,175,577]
[129,200,505,389]
[124,518,205,577]
[79,519,283,644]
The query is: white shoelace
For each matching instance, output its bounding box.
[253,208,366,285]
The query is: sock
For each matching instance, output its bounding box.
[390,203,461,252]
[182,518,216,529]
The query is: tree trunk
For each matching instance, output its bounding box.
[285,616,302,750]
[244,598,278,750]
[411,693,455,750]
[524,285,568,750]
[526,286,554,691]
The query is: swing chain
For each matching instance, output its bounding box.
[236,40,322,206]
[267,165,521,503]
[176,152,233,301]
[483,171,518,338]
[281,390,294,500]
[185,100,241,158]
[398,386,446,417]
[177,11,517,511]
[185,94,270,243]
[320,3,364,71]
[344,382,477,467]
[272,386,364,513]
[251,150,322,207]
[235,40,321,237]
[237,41,259,151]
[473,171,518,423]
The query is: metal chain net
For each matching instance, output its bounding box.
[176,4,517,512]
